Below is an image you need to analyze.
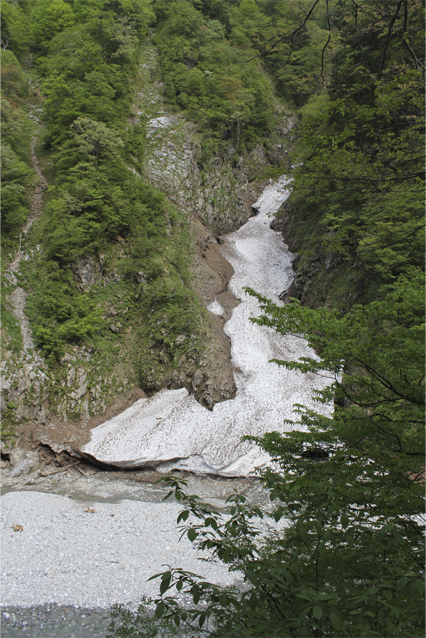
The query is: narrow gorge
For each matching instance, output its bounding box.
[0,175,329,625]
[1,0,424,635]
[82,177,331,475]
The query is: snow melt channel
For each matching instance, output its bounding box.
[82,177,331,476]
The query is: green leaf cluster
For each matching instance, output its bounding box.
[152,0,275,159]
[110,273,424,637]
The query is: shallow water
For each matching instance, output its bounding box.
[1,606,111,638]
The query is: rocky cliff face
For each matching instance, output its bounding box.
[1,46,296,451]
[271,200,367,310]
[137,46,294,234]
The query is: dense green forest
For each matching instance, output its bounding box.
[1,0,424,635]
[1,0,209,407]
[281,0,424,309]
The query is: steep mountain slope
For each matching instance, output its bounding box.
[1,3,294,445]
[2,0,423,454]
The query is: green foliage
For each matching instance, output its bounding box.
[277,0,425,306]
[108,596,196,637]
[0,296,23,353]
[1,0,30,58]
[67,117,125,170]
[1,49,29,101]
[293,71,424,279]
[124,122,145,169]
[22,178,203,362]
[1,141,33,239]
[130,200,207,393]
[1,55,34,251]
[254,0,334,107]
[110,273,424,637]
[31,0,75,53]
[151,0,348,160]
[34,0,153,148]
[0,398,20,443]
[0,26,35,374]
[153,0,275,158]
[23,259,103,361]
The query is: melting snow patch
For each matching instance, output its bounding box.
[82,176,332,476]
[207,299,225,316]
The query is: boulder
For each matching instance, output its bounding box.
[10,450,40,477]
[10,448,26,467]
[72,256,102,291]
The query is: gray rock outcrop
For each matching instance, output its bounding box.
[10,449,40,477]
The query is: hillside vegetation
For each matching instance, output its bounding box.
[5,0,204,364]
[280,0,424,309]
[1,0,423,418]
[1,0,229,426]
[1,0,424,635]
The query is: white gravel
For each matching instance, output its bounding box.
[1,491,239,609]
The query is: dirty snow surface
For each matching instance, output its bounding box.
[83,177,332,475]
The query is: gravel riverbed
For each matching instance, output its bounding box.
[1,467,271,637]
[1,491,239,609]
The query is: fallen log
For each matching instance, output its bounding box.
[39,461,81,477]
[75,465,89,478]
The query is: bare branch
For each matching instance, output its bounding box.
[320,0,332,80]
[378,0,404,80]
[402,0,425,70]
[351,0,359,34]
[357,224,425,255]
[245,0,321,63]
[284,0,322,67]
